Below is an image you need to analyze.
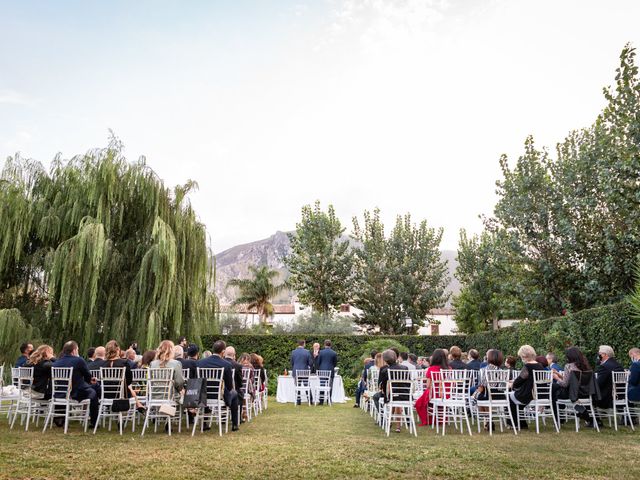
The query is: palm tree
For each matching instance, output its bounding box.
[227,265,288,325]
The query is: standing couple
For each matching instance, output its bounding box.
[290,339,337,405]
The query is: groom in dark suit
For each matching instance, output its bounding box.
[316,339,338,405]
[290,339,313,405]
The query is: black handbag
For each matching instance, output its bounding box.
[111,399,131,412]
[183,378,207,408]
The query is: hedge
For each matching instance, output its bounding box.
[203,301,639,395]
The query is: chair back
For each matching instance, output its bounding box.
[387,368,413,403]
[252,369,262,392]
[131,369,148,397]
[411,368,428,392]
[90,369,101,381]
[182,368,190,381]
[532,369,553,401]
[241,367,253,395]
[147,368,174,402]
[51,367,74,400]
[197,367,225,400]
[11,367,20,387]
[15,367,34,391]
[612,370,630,402]
[441,369,470,401]
[509,369,520,381]
[99,367,126,400]
[485,369,511,403]
[316,370,332,388]
[294,370,310,387]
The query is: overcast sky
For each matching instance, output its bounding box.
[2,0,640,253]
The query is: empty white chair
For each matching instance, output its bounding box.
[611,370,635,431]
[1,367,21,421]
[315,370,333,406]
[294,370,311,406]
[42,367,91,434]
[141,368,178,436]
[192,367,229,436]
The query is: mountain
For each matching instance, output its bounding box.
[214,231,460,307]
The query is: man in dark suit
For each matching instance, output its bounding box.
[595,345,624,411]
[316,339,338,405]
[15,342,33,367]
[87,346,106,371]
[181,344,199,379]
[224,346,245,399]
[52,340,100,427]
[197,340,240,431]
[373,350,409,414]
[466,349,482,370]
[290,339,313,404]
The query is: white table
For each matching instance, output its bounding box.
[276,374,347,403]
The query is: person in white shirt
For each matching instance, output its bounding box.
[399,351,416,370]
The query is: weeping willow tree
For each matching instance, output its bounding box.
[0,309,36,369]
[0,137,217,351]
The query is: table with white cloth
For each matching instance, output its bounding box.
[276,374,347,403]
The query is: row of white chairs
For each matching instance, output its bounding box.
[293,370,333,406]
[0,364,268,436]
[359,367,640,436]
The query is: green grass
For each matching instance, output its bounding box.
[0,401,638,479]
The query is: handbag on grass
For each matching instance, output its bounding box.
[158,404,176,416]
[111,399,131,412]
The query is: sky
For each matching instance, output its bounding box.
[2,0,640,253]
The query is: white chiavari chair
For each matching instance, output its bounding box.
[43,367,91,434]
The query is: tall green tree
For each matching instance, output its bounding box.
[453,230,529,333]
[486,43,640,318]
[352,209,449,334]
[227,265,288,325]
[0,139,217,350]
[285,201,354,314]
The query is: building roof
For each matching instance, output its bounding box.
[220,304,295,315]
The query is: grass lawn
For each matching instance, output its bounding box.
[0,400,639,480]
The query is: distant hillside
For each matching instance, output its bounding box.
[215,231,460,307]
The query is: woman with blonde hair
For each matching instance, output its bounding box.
[508,345,544,430]
[150,340,184,391]
[26,344,56,399]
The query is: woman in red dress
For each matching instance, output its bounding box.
[415,349,450,426]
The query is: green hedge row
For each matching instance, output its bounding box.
[203,301,639,395]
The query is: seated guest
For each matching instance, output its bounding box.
[417,356,430,369]
[224,346,245,393]
[26,344,56,400]
[174,345,186,366]
[177,336,188,350]
[508,345,544,430]
[400,351,416,370]
[448,346,467,369]
[595,345,624,412]
[473,349,504,401]
[239,353,256,397]
[202,350,212,359]
[551,346,591,421]
[139,350,156,368]
[182,344,199,379]
[53,341,99,428]
[87,346,106,370]
[125,348,138,369]
[102,340,144,411]
[546,352,563,372]
[415,348,449,426]
[466,349,481,370]
[251,353,267,392]
[150,340,185,392]
[628,348,640,402]
[15,342,33,367]
[86,347,96,363]
[505,355,517,371]
[536,355,550,370]
[197,340,240,431]
[408,354,418,368]
[373,349,408,431]
[390,347,401,364]
[354,350,378,408]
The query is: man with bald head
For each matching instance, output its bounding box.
[87,346,106,370]
[224,346,245,401]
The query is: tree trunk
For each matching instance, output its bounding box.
[492,316,499,331]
